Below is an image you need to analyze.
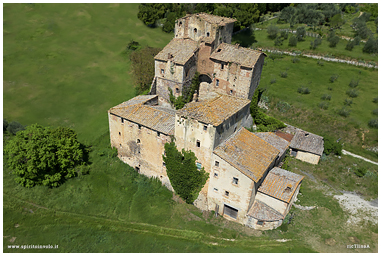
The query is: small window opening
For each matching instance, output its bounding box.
[232,177,239,185]
[163,162,166,167]
[196,162,202,170]
[217,49,221,52]
[234,126,237,132]
[175,87,180,93]
[194,28,197,33]
[161,69,164,74]
[257,220,264,225]
[196,140,201,147]
[215,161,219,167]
[138,148,140,154]
[214,172,218,177]
[214,188,218,192]
[203,125,207,131]
[225,191,230,197]
[135,166,140,172]
[179,21,182,27]
[119,144,122,148]
[160,175,163,178]
[138,124,141,129]
[221,64,224,70]
[285,184,292,192]
[305,133,309,137]
[230,90,233,94]
[119,132,121,136]
[137,139,140,144]
[216,79,219,87]
[207,32,210,37]
[121,118,124,123]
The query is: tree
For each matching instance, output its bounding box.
[296,27,306,41]
[7,121,25,135]
[330,13,345,29]
[163,141,209,204]
[345,40,355,51]
[288,35,298,46]
[327,30,340,47]
[137,4,167,26]
[130,47,162,95]
[363,36,378,54]
[267,25,279,39]
[274,36,284,46]
[353,20,372,39]
[295,4,325,30]
[279,6,297,27]
[4,124,88,188]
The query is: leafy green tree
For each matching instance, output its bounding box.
[163,141,209,204]
[317,3,340,21]
[137,4,167,26]
[7,121,25,135]
[162,12,177,33]
[353,36,361,45]
[296,27,306,41]
[274,36,284,46]
[288,35,298,46]
[330,13,345,29]
[267,25,279,39]
[363,36,378,54]
[353,20,372,39]
[327,30,340,47]
[130,47,162,95]
[279,6,297,27]
[345,40,355,51]
[295,4,325,30]
[4,124,87,188]
[323,136,342,156]
[194,3,216,13]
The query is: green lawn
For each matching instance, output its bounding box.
[3,3,173,143]
[258,55,378,161]
[233,29,378,63]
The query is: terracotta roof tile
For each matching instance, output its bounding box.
[109,96,175,135]
[154,38,198,65]
[275,131,294,142]
[210,43,264,68]
[176,94,250,126]
[290,130,324,156]
[255,132,290,157]
[247,199,284,221]
[258,167,304,203]
[213,128,280,182]
[182,13,236,26]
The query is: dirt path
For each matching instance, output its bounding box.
[342,149,378,165]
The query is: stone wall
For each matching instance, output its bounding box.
[108,112,173,190]
[207,154,255,224]
[296,151,320,165]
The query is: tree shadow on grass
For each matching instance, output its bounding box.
[232,29,257,48]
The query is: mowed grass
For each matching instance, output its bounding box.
[258,55,378,161]
[232,29,378,63]
[3,3,173,143]
[3,132,315,253]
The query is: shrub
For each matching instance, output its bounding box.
[321,94,331,101]
[329,74,339,83]
[327,30,340,47]
[372,109,378,115]
[349,79,359,88]
[288,35,298,46]
[363,36,378,54]
[353,36,361,45]
[310,37,322,49]
[269,52,284,61]
[344,98,353,106]
[296,26,306,41]
[6,121,25,135]
[323,136,342,155]
[280,30,288,39]
[297,87,310,94]
[368,119,378,128]
[126,40,140,51]
[276,101,291,113]
[270,78,277,84]
[292,57,300,63]
[280,71,288,78]
[319,101,329,110]
[274,36,284,46]
[345,40,355,51]
[3,119,8,132]
[267,25,279,39]
[372,97,377,103]
[354,167,367,177]
[338,107,351,117]
[346,89,358,98]
[327,87,332,91]
[317,60,325,66]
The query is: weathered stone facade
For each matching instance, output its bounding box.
[108,13,305,231]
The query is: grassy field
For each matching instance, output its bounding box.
[256,54,378,161]
[232,29,378,63]
[3,3,173,143]
[3,3,378,253]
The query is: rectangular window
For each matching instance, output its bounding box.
[214,172,218,178]
[138,124,141,129]
[121,118,124,123]
[223,204,238,219]
[215,161,219,167]
[196,140,201,147]
[216,79,219,87]
[214,188,218,192]
[225,191,230,197]
[257,220,264,225]
[232,177,239,185]
[157,131,160,137]
[196,162,202,170]
[221,63,224,70]
[163,162,166,166]
[203,125,207,131]
[161,69,164,74]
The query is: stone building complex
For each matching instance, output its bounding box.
[108,13,304,230]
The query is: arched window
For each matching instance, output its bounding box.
[194,28,197,33]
